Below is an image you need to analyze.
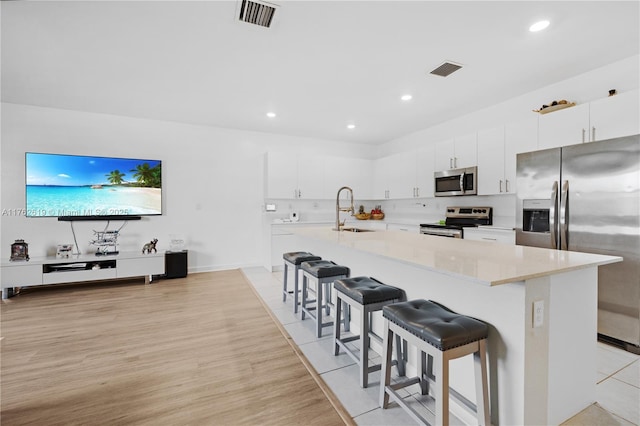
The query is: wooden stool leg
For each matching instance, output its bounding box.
[379,320,393,408]
[360,305,370,388]
[474,339,491,425]
[434,350,450,425]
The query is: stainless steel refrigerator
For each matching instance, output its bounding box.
[516,135,640,353]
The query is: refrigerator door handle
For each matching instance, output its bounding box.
[560,180,569,250]
[550,181,559,249]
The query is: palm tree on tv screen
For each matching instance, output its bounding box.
[106,170,126,185]
[131,163,161,187]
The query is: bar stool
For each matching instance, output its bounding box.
[282,252,322,313]
[333,276,407,388]
[380,299,490,426]
[300,260,350,338]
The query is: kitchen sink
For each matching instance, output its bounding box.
[340,227,374,233]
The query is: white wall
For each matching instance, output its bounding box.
[0,103,371,272]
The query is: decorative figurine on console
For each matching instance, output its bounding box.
[10,239,29,261]
[142,238,158,254]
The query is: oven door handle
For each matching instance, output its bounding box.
[459,172,465,194]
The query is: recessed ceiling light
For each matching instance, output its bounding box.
[401,94,413,101]
[347,124,356,130]
[266,112,276,118]
[529,20,550,32]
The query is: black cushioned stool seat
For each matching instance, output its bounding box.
[282,252,322,314]
[300,260,350,338]
[333,277,407,388]
[380,299,490,426]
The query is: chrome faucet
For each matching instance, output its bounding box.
[334,186,355,231]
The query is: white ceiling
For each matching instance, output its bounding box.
[2,1,639,145]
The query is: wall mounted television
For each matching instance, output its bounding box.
[25,152,162,218]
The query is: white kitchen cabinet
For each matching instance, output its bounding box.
[477,125,506,195]
[588,89,640,142]
[265,152,352,200]
[478,117,538,196]
[325,157,373,200]
[373,155,391,199]
[388,151,417,199]
[415,144,435,198]
[464,227,515,244]
[538,102,590,149]
[434,133,477,171]
[504,115,539,189]
[375,148,433,199]
[296,154,325,199]
[387,223,420,233]
[374,152,414,199]
[538,90,639,149]
[264,152,298,199]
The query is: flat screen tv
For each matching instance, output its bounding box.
[25,152,162,218]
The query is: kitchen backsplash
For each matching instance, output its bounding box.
[264,194,516,228]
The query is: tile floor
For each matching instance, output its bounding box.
[242,267,640,426]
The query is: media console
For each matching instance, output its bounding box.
[0,251,164,299]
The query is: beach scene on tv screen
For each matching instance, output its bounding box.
[26,153,162,217]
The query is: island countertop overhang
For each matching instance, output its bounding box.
[291,227,622,286]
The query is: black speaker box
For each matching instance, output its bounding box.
[165,250,188,279]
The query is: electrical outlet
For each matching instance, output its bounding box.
[533,300,544,328]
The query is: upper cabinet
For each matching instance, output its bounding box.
[538,102,590,149]
[375,151,415,199]
[415,144,435,198]
[264,152,372,200]
[504,115,539,189]
[588,89,640,142]
[434,133,477,171]
[478,117,539,196]
[477,125,506,195]
[374,146,435,199]
[538,89,640,149]
[264,152,301,199]
[325,157,373,201]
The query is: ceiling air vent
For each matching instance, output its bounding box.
[238,0,277,28]
[429,61,463,77]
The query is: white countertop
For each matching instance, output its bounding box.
[291,227,621,286]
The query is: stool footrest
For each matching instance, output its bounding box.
[338,335,359,344]
[384,384,430,426]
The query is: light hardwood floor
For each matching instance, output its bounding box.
[1,271,352,425]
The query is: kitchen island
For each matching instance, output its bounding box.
[290,227,622,425]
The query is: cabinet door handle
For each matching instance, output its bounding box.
[481,237,497,241]
[499,180,503,193]
[454,157,458,168]
[298,189,302,198]
[449,158,453,169]
[506,179,510,193]
[416,187,419,197]
[592,126,596,142]
[582,128,586,143]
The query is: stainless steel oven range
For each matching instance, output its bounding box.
[420,206,492,238]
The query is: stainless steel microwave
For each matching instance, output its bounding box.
[434,166,478,197]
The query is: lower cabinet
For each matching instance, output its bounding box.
[464,227,515,244]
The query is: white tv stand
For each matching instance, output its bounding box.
[1,251,164,299]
